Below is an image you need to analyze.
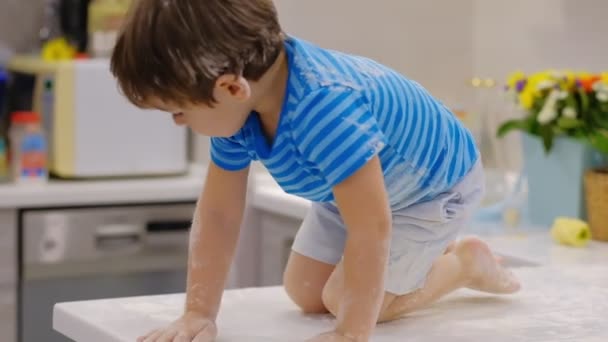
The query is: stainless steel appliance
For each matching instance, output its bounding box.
[0,210,17,342]
[19,202,195,342]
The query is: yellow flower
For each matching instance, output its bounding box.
[518,71,548,103]
[576,71,599,87]
[507,69,584,110]
[519,89,535,110]
[561,70,577,89]
[507,71,526,90]
[577,71,592,79]
[602,72,608,84]
[528,71,553,88]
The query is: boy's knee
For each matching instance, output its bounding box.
[283,271,328,314]
[319,262,348,317]
[321,278,340,317]
[322,269,399,323]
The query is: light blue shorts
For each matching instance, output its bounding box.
[292,161,485,295]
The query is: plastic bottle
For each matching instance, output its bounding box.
[0,138,8,182]
[9,112,49,184]
[0,69,8,183]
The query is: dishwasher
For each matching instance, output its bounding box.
[19,202,196,342]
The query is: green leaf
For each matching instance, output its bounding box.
[589,132,608,154]
[573,130,587,139]
[565,94,578,110]
[497,119,531,137]
[579,89,590,116]
[591,109,608,130]
[557,117,586,129]
[528,115,541,135]
[540,124,554,153]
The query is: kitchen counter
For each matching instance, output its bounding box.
[251,171,311,220]
[0,164,207,209]
[54,232,608,342]
[0,165,293,211]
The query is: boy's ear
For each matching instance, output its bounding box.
[215,74,251,101]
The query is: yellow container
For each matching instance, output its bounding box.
[585,169,608,241]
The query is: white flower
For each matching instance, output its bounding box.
[537,80,556,91]
[538,108,558,124]
[592,81,606,92]
[562,107,578,119]
[537,90,560,124]
[597,91,608,102]
[557,91,569,100]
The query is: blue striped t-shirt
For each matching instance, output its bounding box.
[211,36,478,210]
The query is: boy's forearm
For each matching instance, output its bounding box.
[336,223,391,341]
[184,200,244,319]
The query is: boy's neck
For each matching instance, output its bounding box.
[251,49,289,143]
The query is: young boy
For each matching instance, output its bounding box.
[112,1,520,341]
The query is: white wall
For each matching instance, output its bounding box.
[274,0,475,109]
[474,0,608,79]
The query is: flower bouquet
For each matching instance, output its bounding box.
[498,70,608,233]
[498,70,608,154]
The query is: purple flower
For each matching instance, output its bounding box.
[576,79,582,88]
[516,79,527,92]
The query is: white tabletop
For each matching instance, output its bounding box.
[54,232,608,342]
[54,264,608,342]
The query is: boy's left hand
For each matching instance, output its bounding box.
[305,331,356,342]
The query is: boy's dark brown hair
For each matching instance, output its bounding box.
[111,0,284,108]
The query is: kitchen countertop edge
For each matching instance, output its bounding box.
[0,164,207,209]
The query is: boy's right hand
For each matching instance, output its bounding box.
[137,311,217,342]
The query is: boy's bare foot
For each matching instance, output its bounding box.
[455,237,521,294]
